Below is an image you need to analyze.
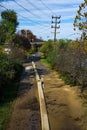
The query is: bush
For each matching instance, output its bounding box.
[0,45,25,100]
[0,50,14,100]
[40,39,87,92]
[39,40,53,58]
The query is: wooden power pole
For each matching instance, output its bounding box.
[51,16,61,49]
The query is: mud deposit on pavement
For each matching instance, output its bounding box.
[44,71,87,130]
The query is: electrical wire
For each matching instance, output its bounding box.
[13,1,51,27]
[25,0,50,17]
[0,4,36,24]
[14,0,41,19]
[0,3,52,38]
[32,25,51,33]
[38,0,55,15]
[0,4,7,10]
[0,3,50,28]
[17,14,51,29]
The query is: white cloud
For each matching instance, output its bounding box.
[44,0,84,4]
[0,0,84,40]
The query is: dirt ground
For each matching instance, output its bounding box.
[7,62,41,130]
[44,70,87,130]
[7,59,87,130]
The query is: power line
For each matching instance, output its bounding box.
[0,3,51,38]
[66,33,81,38]
[39,0,55,15]
[34,26,51,34]
[17,14,51,28]
[0,4,36,24]
[0,4,7,10]
[13,1,51,27]
[25,0,50,17]
[18,14,39,25]
[18,13,41,25]
[14,0,41,19]
[0,3,50,28]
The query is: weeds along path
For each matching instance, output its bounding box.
[43,70,87,130]
[7,61,41,130]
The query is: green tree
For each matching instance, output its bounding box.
[39,40,53,58]
[0,46,14,99]
[0,22,6,43]
[13,34,31,51]
[0,9,18,43]
[21,29,36,42]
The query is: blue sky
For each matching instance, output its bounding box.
[0,0,84,40]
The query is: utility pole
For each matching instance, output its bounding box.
[51,16,61,49]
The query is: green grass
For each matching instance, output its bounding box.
[0,81,19,130]
[82,96,87,119]
[41,58,51,68]
[0,103,11,130]
[59,74,73,85]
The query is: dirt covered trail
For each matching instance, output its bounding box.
[44,70,87,130]
[7,61,41,130]
[6,56,87,130]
